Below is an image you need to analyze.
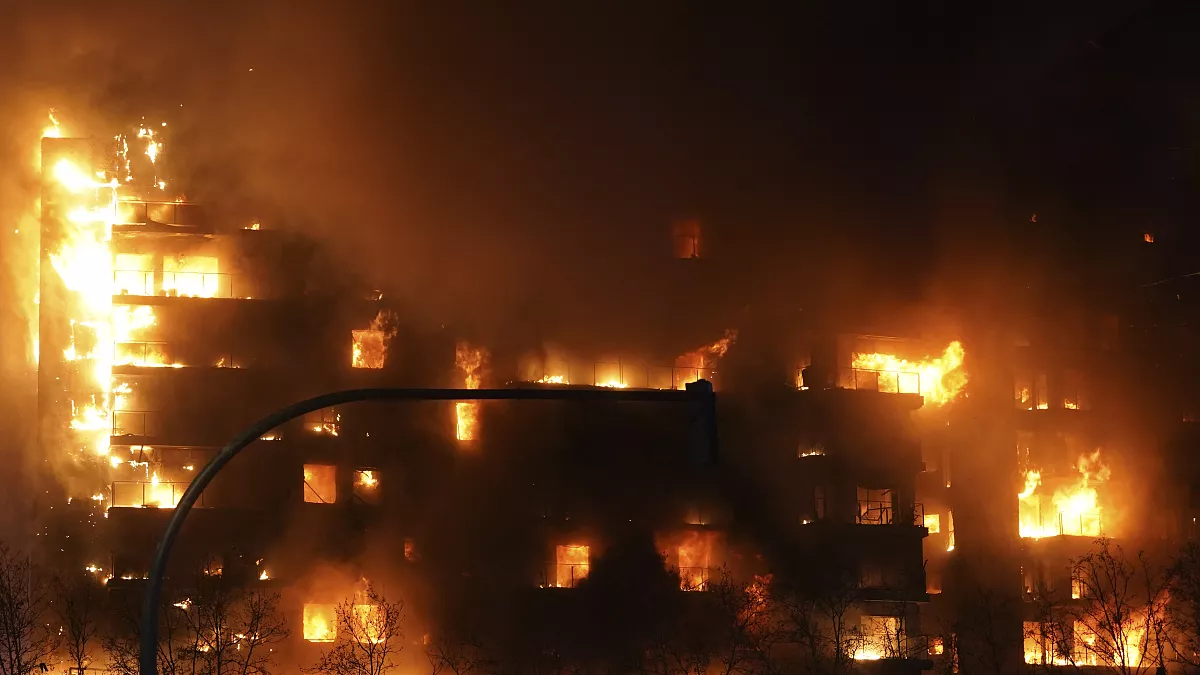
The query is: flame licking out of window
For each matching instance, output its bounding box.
[455,341,486,441]
[850,341,968,406]
[352,310,398,369]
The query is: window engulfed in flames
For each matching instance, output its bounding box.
[676,531,716,591]
[304,464,337,504]
[351,310,397,369]
[555,545,589,588]
[1018,450,1109,539]
[850,341,967,406]
[303,604,336,642]
[455,341,485,441]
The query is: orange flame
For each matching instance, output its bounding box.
[455,341,485,441]
[1019,450,1110,539]
[851,341,967,406]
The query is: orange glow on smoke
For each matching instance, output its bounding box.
[676,531,716,591]
[851,341,967,406]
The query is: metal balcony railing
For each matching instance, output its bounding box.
[856,501,925,526]
[552,563,589,588]
[112,270,252,299]
[112,410,164,437]
[527,363,719,390]
[848,368,922,396]
[114,341,174,368]
[111,480,205,509]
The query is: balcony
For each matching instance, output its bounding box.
[856,500,925,527]
[846,368,922,396]
[111,480,205,509]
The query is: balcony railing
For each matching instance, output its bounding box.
[110,480,204,509]
[526,363,720,390]
[847,368,922,396]
[112,410,164,437]
[112,270,252,299]
[856,501,925,526]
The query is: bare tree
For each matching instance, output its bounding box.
[0,544,57,675]
[103,576,287,675]
[946,585,1021,675]
[425,632,492,675]
[50,572,103,675]
[306,586,405,675]
[1026,539,1172,675]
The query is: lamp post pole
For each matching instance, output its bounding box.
[139,383,716,675]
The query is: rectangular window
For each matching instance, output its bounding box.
[676,532,715,591]
[1062,369,1090,410]
[924,513,941,534]
[672,219,702,259]
[555,545,589,588]
[926,570,943,594]
[113,253,154,296]
[353,469,381,504]
[857,487,894,525]
[1023,621,1050,664]
[303,604,336,642]
[1072,576,1086,599]
[1014,371,1050,410]
[351,330,387,369]
[929,636,944,655]
[162,255,221,298]
[815,486,827,520]
[854,616,902,660]
[303,464,337,504]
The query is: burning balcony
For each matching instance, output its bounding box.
[1018,445,1110,539]
[838,338,967,406]
[853,616,906,661]
[110,476,202,509]
[353,469,381,505]
[659,530,718,591]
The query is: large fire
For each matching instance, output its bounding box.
[675,530,716,591]
[851,340,967,405]
[673,329,737,389]
[555,544,590,587]
[351,310,397,369]
[1018,450,1110,539]
[455,341,485,441]
[303,604,336,642]
[43,114,178,506]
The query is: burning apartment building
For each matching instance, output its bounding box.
[23,112,1200,675]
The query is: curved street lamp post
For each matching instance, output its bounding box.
[139,383,717,675]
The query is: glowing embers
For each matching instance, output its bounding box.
[554,545,590,588]
[353,469,381,504]
[849,341,967,406]
[455,341,486,441]
[304,604,336,642]
[303,464,337,504]
[304,408,341,436]
[351,310,397,369]
[162,255,220,297]
[1018,449,1110,539]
